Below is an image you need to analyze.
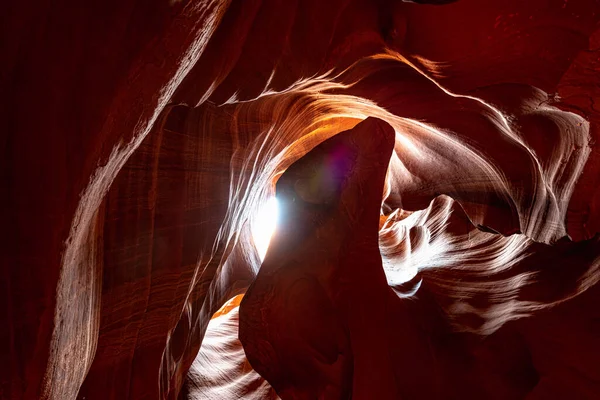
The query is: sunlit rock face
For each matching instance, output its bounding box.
[2,0,600,399]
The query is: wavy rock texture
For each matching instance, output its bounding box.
[182,295,279,400]
[2,0,600,399]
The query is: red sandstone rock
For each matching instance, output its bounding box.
[2,0,600,399]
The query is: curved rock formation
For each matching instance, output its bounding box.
[2,0,600,399]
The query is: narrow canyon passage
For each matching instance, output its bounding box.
[2,0,600,399]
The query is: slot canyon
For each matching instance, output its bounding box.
[3,0,600,398]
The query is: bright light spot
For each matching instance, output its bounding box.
[251,197,279,261]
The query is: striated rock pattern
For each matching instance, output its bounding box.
[2,0,600,399]
[182,295,279,400]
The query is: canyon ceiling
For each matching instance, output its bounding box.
[2,0,600,399]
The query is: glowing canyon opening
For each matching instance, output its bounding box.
[3,1,600,399]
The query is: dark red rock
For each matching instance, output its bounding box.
[2,1,600,399]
